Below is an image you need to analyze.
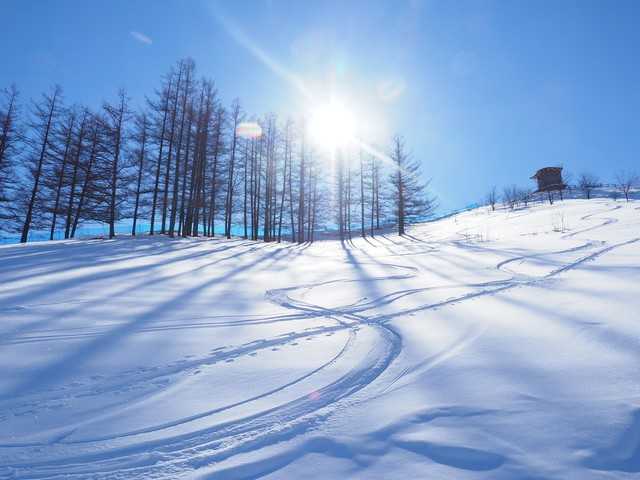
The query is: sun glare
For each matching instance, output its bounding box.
[308,100,356,151]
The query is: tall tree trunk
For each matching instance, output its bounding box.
[370,157,375,237]
[207,110,223,237]
[276,126,289,242]
[185,91,205,237]
[287,142,296,242]
[346,163,352,239]
[0,86,18,170]
[255,136,263,240]
[149,75,172,235]
[21,88,60,243]
[179,101,196,236]
[161,66,183,234]
[224,102,240,239]
[243,140,248,239]
[169,66,191,236]
[297,137,305,244]
[64,112,88,239]
[337,154,344,241]
[360,151,365,238]
[71,124,98,238]
[107,92,126,239]
[310,173,318,242]
[132,115,148,236]
[49,113,76,240]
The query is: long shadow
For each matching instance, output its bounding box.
[0,240,256,309]
[0,240,269,346]
[0,243,289,401]
[0,237,249,285]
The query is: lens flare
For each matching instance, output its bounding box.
[236,122,263,139]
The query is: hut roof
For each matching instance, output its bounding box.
[530,166,562,180]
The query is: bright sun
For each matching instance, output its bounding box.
[308,100,356,151]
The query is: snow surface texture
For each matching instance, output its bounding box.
[0,199,639,479]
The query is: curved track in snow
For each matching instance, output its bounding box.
[1,203,638,479]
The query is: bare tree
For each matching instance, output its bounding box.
[369,153,381,236]
[224,99,242,238]
[148,73,173,235]
[0,85,20,228]
[47,109,76,240]
[578,173,599,200]
[277,119,292,242]
[207,105,225,237]
[615,171,638,202]
[70,116,102,238]
[130,113,149,235]
[20,86,62,243]
[519,187,533,207]
[63,110,89,239]
[359,149,366,237]
[169,59,194,236]
[485,186,497,211]
[102,89,131,238]
[161,63,184,234]
[297,121,306,243]
[502,185,519,210]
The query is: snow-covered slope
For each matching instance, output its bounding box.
[1,199,639,479]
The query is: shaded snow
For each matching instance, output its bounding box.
[0,199,639,479]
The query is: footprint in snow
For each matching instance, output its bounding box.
[225,359,235,363]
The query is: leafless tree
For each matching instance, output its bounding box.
[224,99,242,239]
[20,86,62,243]
[485,186,497,211]
[578,173,599,200]
[46,109,76,240]
[102,89,131,238]
[130,113,149,235]
[148,73,173,235]
[63,109,89,239]
[502,185,519,210]
[615,170,638,202]
[0,85,21,228]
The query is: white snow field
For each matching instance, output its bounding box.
[1,199,639,479]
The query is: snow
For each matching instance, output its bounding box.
[0,198,639,479]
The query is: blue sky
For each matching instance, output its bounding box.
[2,0,639,211]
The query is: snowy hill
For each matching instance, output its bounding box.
[0,199,639,479]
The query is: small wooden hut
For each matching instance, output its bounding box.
[530,167,565,193]
[530,167,566,204]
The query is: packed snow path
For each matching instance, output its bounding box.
[1,199,639,479]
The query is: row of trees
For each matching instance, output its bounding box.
[485,170,639,211]
[0,59,435,244]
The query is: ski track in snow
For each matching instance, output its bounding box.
[0,202,638,479]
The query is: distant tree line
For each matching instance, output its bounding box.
[484,170,638,211]
[0,59,435,243]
